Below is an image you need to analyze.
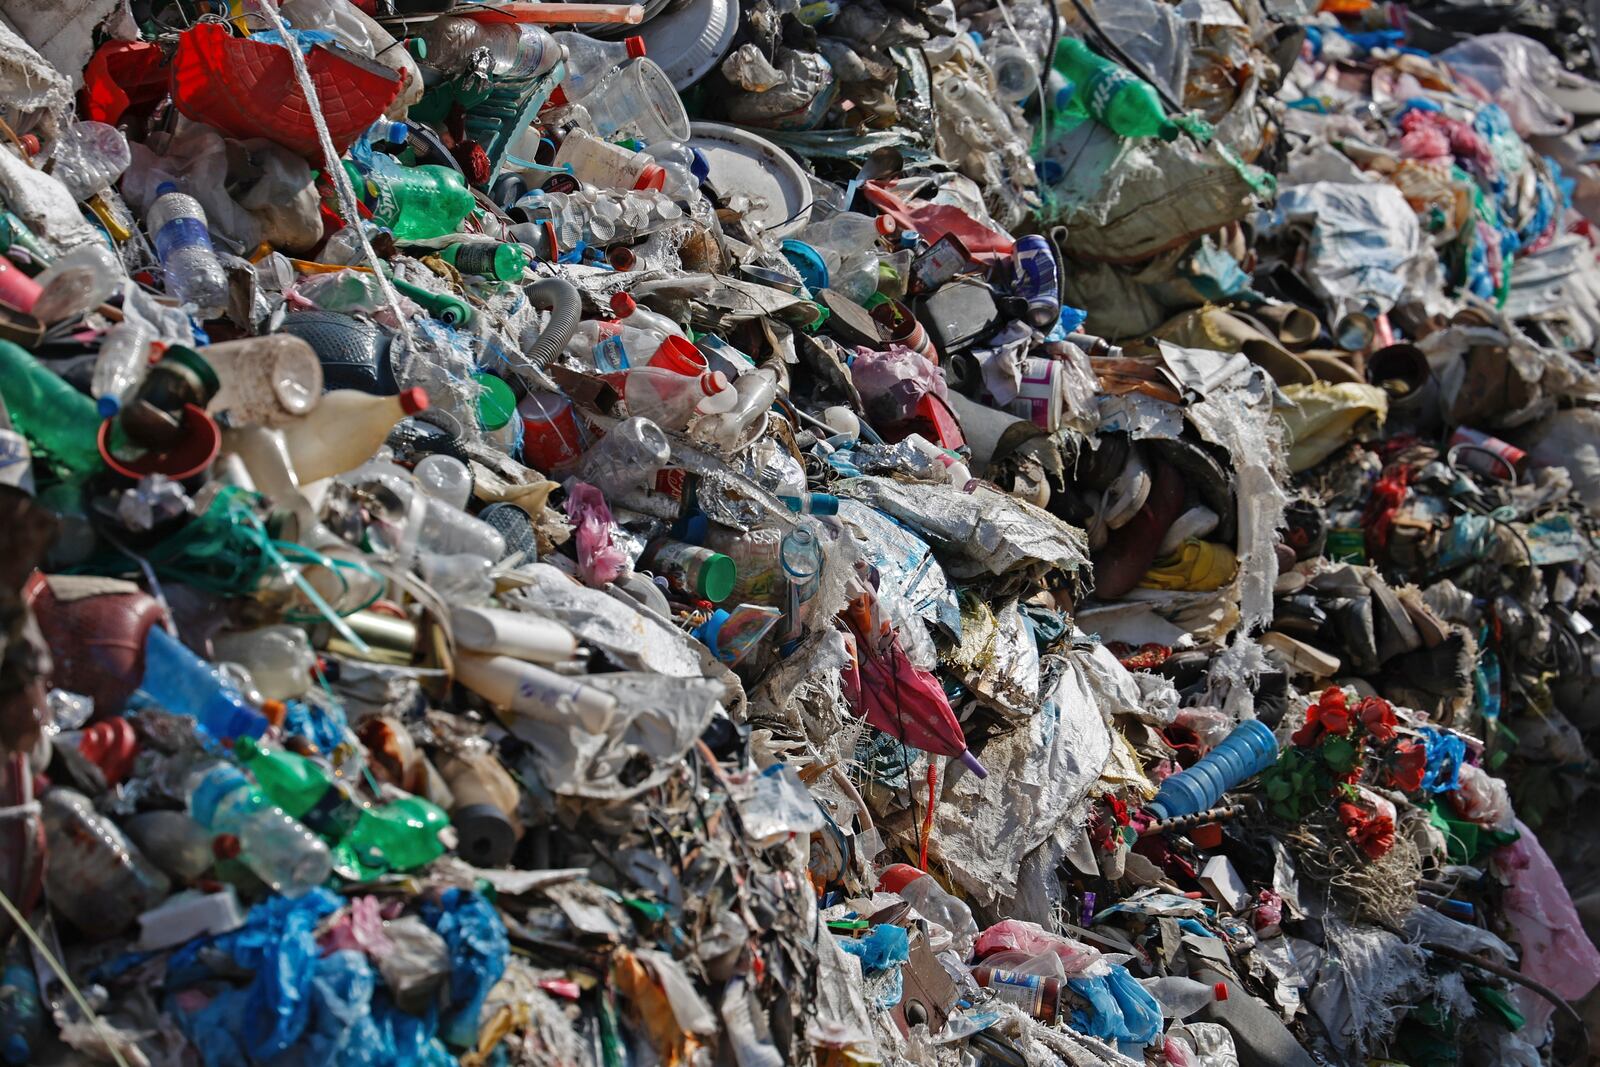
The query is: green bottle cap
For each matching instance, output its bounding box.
[697,551,736,604]
[164,345,221,399]
[473,372,517,431]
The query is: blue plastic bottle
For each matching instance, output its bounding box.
[1147,719,1278,819]
[0,958,41,1067]
[137,626,269,741]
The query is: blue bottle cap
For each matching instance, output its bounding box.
[156,181,179,197]
[96,394,120,417]
[689,147,711,183]
[780,239,829,293]
[386,122,409,145]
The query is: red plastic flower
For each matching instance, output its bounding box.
[1319,686,1347,710]
[1290,717,1321,748]
[1390,739,1426,793]
[1319,703,1351,734]
[1358,697,1397,741]
[1337,799,1396,859]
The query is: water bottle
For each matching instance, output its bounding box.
[1011,235,1060,329]
[1146,719,1278,820]
[91,319,156,417]
[47,120,132,200]
[1140,975,1226,1019]
[40,788,172,937]
[987,42,1040,102]
[641,141,708,201]
[877,863,980,954]
[550,32,646,105]
[348,465,506,561]
[621,367,737,430]
[414,453,473,510]
[124,809,217,882]
[145,182,229,316]
[32,242,123,324]
[423,16,562,79]
[576,416,671,499]
[1050,37,1179,141]
[212,625,316,702]
[599,292,685,367]
[0,948,42,1066]
[779,524,822,643]
[137,626,270,741]
[187,763,332,895]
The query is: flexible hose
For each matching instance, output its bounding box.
[519,276,582,380]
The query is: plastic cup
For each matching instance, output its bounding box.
[518,390,585,472]
[647,335,708,376]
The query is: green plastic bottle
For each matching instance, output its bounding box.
[234,737,447,872]
[1050,37,1179,141]
[0,341,105,480]
[345,155,475,242]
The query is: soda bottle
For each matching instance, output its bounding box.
[279,387,429,483]
[423,17,562,79]
[0,340,105,480]
[186,763,331,895]
[145,182,229,316]
[621,367,737,430]
[1050,37,1180,141]
[138,626,269,741]
[877,863,980,954]
[345,155,475,242]
[212,625,316,702]
[441,241,529,282]
[39,787,172,937]
[339,795,449,872]
[549,32,646,105]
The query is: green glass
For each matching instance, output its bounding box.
[0,340,105,480]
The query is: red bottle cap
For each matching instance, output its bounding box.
[212,833,242,860]
[399,387,430,415]
[19,134,39,157]
[875,214,896,236]
[77,719,139,786]
[609,292,636,317]
[1214,982,1229,1002]
[876,863,924,894]
[634,163,667,192]
[625,36,647,59]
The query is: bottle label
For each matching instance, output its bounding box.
[153,216,214,262]
[594,335,630,373]
[301,783,364,839]
[0,427,32,490]
[1086,67,1138,123]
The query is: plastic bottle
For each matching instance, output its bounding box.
[32,242,123,324]
[1145,718,1279,820]
[795,213,887,304]
[212,625,316,702]
[640,539,737,603]
[1140,975,1226,1019]
[554,129,666,192]
[186,763,332,895]
[573,58,692,143]
[0,340,105,480]
[1050,37,1180,141]
[640,141,709,201]
[600,292,687,367]
[91,320,157,417]
[779,524,822,643]
[988,42,1040,102]
[415,453,474,510]
[442,241,529,282]
[576,416,671,499]
[622,367,737,430]
[565,319,625,369]
[145,182,229,316]
[454,652,621,735]
[0,947,42,1067]
[280,387,430,483]
[351,466,507,561]
[39,787,172,937]
[340,796,450,872]
[138,626,270,741]
[550,32,646,105]
[694,367,780,451]
[200,334,324,428]
[423,16,563,78]
[346,155,476,242]
[46,120,132,200]
[123,809,216,883]
[877,863,980,953]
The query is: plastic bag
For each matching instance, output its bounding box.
[738,763,826,846]
[974,919,1104,976]
[421,888,510,1049]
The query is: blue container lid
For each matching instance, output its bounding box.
[780,239,829,293]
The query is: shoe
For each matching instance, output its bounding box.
[1146,437,1236,546]
[1364,572,1421,664]
[1322,595,1379,673]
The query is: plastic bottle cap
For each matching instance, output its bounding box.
[701,371,730,395]
[876,863,925,894]
[625,36,647,58]
[695,551,736,603]
[386,122,409,145]
[634,163,667,192]
[97,394,120,417]
[875,214,896,236]
[609,292,637,317]
[1213,982,1229,1002]
[234,736,261,760]
[399,387,430,415]
[19,134,39,157]
[262,700,287,727]
[212,833,241,860]
[156,181,179,197]
[473,372,518,431]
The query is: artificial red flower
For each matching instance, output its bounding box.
[1358,697,1397,741]
[1319,702,1351,733]
[1390,739,1426,793]
[1290,718,1320,748]
[1319,686,1348,711]
[1337,799,1396,859]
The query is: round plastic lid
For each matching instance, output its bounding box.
[165,344,221,397]
[610,292,637,317]
[399,386,430,415]
[780,239,829,293]
[474,372,517,431]
[696,551,736,603]
[877,862,924,894]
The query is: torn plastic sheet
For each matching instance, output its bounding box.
[836,476,1089,581]
[1492,819,1600,1030]
[1306,917,1429,1059]
[945,593,1041,717]
[1265,183,1429,319]
[837,498,960,636]
[929,650,1112,911]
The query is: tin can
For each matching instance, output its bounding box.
[1449,427,1526,482]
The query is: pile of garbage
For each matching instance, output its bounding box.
[4,0,1600,1064]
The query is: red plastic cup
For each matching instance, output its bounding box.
[518,390,585,472]
[647,335,708,376]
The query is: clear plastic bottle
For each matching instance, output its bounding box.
[640,141,707,201]
[796,212,887,304]
[622,367,737,430]
[280,387,430,483]
[213,625,316,702]
[693,367,779,451]
[988,42,1040,102]
[91,319,156,417]
[414,453,473,510]
[186,763,332,896]
[610,292,685,340]
[779,523,822,643]
[600,292,685,367]
[422,16,562,78]
[40,788,172,937]
[138,626,270,741]
[576,416,671,498]
[32,242,123,324]
[145,182,229,317]
[550,32,646,105]
[877,863,980,954]
[350,466,507,561]
[554,129,666,193]
[123,809,217,883]
[48,121,132,200]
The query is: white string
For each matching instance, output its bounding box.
[251,0,416,349]
[0,885,133,1067]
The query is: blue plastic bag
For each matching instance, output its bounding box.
[422,888,510,1049]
